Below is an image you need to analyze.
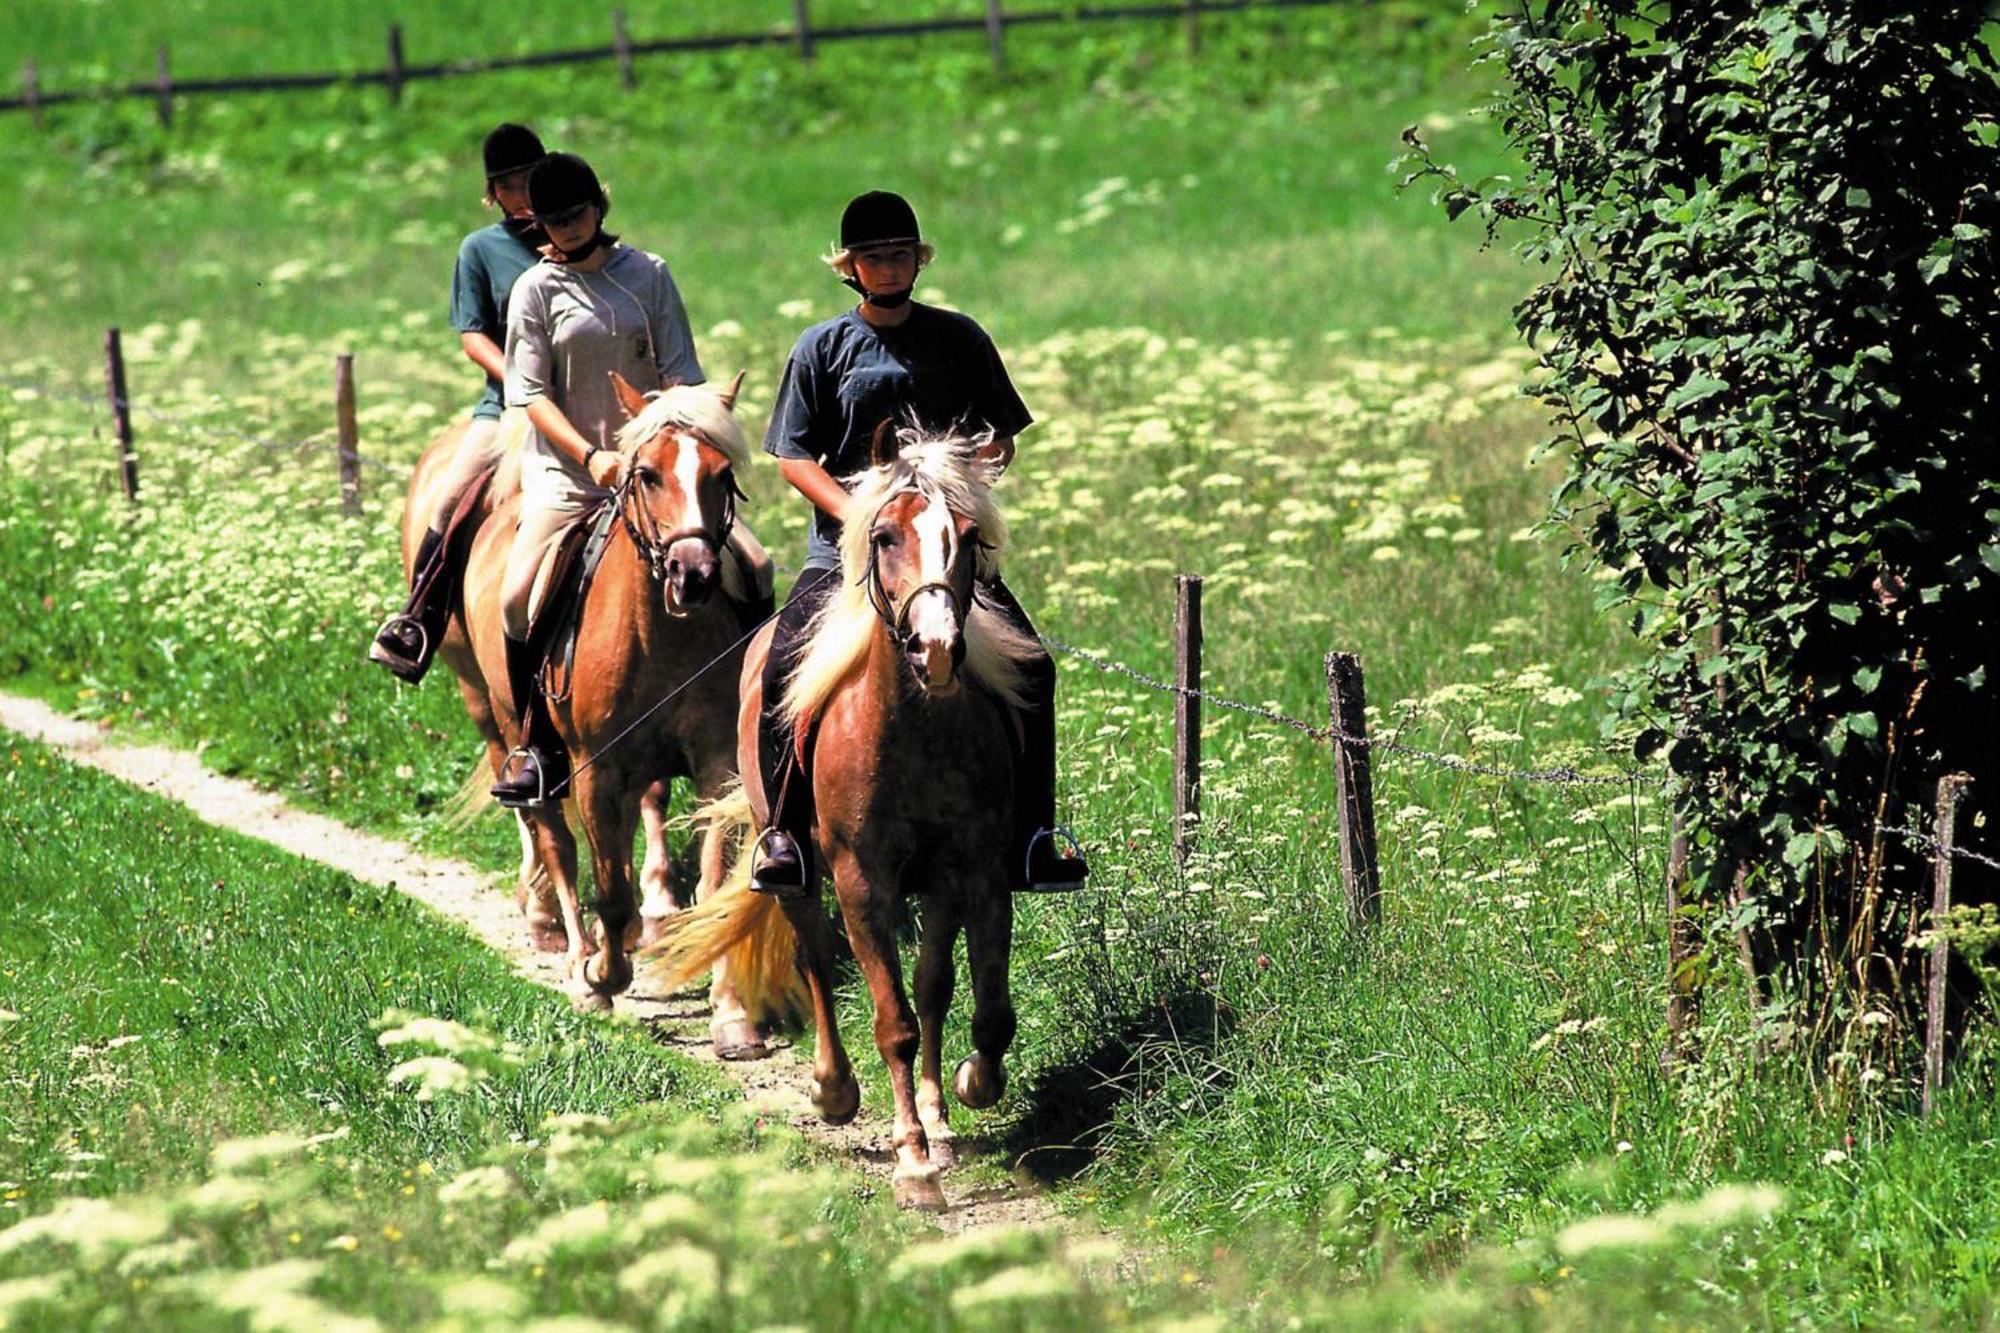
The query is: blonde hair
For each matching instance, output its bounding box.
[823,242,937,280]
[780,425,1038,729]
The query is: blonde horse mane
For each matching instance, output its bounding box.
[780,426,1040,729]
[615,381,751,468]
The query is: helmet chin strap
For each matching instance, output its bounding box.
[552,229,613,264]
[843,275,914,309]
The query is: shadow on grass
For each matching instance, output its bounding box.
[998,989,1236,1185]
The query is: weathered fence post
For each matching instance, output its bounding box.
[1184,0,1201,55]
[103,328,138,503]
[613,8,637,90]
[385,24,406,104]
[334,353,361,516]
[1923,772,1974,1117]
[1172,575,1203,864]
[985,0,1006,75]
[1324,651,1380,929]
[1663,811,1700,1066]
[22,59,42,129]
[793,0,815,62]
[154,46,173,128]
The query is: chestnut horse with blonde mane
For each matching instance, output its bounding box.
[400,374,784,1052]
[646,425,1039,1209]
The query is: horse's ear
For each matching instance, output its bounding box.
[718,370,745,412]
[609,371,649,423]
[869,419,901,469]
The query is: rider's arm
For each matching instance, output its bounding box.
[779,456,855,528]
[526,399,620,486]
[461,331,506,383]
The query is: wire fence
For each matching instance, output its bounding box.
[3,353,1992,887]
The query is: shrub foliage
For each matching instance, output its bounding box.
[1408,5,2000,1028]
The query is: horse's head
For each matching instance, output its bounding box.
[611,371,749,617]
[856,423,997,699]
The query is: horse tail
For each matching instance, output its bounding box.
[442,750,497,832]
[643,785,807,1026]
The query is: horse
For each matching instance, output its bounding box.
[644,424,1040,1209]
[417,374,783,1053]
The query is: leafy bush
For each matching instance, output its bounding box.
[1407,4,2000,1046]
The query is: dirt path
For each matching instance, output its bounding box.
[0,691,1061,1234]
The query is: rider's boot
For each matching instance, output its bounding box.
[749,825,811,899]
[491,637,570,809]
[1022,826,1090,894]
[368,527,450,684]
[1013,652,1088,893]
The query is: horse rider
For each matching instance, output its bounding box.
[749,189,1089,896]
[490,151,772,808]
[371,122,549,683]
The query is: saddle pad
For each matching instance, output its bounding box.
[530,499,622,698]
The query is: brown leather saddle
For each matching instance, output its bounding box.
[528,498,623,704]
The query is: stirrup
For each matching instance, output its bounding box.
[492,746,549,809]
[1021,824,1088,894]
[749,827,811,900]
[367,612,431,682]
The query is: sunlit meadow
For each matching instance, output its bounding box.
[4,6,1999,1326]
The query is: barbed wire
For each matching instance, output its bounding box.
[1039,632,1645,789]
[4,371,411,478]
[1877,822,2000,873]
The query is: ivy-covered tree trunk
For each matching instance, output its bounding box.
[1409,5,1999,1061]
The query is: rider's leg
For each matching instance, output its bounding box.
[749,567,840,896]
[979,577,1088,892]
[369,416,506,683]
[491,498,579,809]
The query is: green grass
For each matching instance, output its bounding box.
[5,7,1998,1326]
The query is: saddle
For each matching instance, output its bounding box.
[529,498,623,703]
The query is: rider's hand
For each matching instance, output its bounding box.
[588,449,623,489]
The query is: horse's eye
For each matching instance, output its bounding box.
[872,529,895,548]
[635,467,659,487]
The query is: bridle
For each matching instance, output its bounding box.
[615,438,741,586]
[860,486,975,647]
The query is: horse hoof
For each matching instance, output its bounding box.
[584,955,632,998]
[953,1055,1005,1110]
[813,1077,861,1126]
[892,1164,947,1212]
[925,1134,958,1171]
[525,920,568,954]
[711,1019,768,1062]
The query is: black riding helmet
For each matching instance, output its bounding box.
[482,123,546,181]
[529,152,611,224]
[840,190,921,251]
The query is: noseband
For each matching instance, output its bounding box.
[616,451,740,585]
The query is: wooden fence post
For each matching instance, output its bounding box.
[154,46,173,128]
[334,354,361,516]
[22,59,42,129]
[1172,575,1203,865]
[1324,651,1380,929]
[793,0,815,62]
[985,0,1006,75]
[1184,0,1201,55]
[385,24,405,104]
[1664,811,1699,1066]
[1923,772,1974,1118]
[103,328,138,503]
[613,8,636,90]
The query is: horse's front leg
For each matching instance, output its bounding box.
[913,895,963,1170]
[836,855,945,1211]
[573,768,637,1009]
[954,875,1016,1112]
[521,804,590,989]
[635,777,676,951]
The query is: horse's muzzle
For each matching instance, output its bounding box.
[663,536,720,616]
[902,588,965,697]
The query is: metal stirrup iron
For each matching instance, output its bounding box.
[1022,824,1086,893]
[498,745,548,808]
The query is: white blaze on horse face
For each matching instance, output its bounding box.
[672,432,705,533]
[906,492,960,689]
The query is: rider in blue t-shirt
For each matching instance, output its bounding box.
[370,122,548,683]
[750,190,1089,897]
